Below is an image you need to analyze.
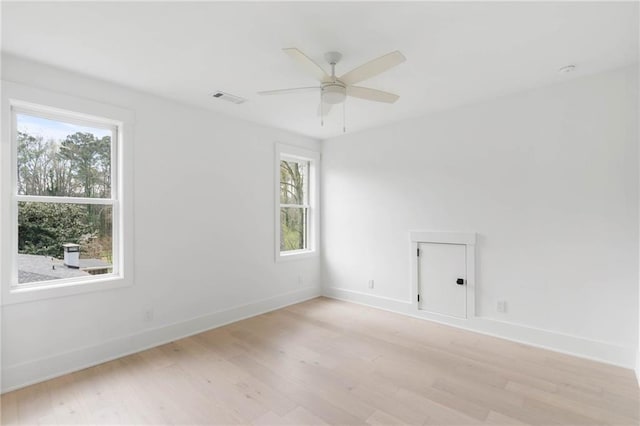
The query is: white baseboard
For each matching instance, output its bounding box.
[323,287,637,369]
[1,286,321,394]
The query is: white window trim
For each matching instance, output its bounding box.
[275,143,320,262]
[1,81,135,305]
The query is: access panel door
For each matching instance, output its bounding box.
[418,242,467,318]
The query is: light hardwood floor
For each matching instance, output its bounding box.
[1,297,639,425]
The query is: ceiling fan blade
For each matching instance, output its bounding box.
[347,86,400,103]
[258,86,320,96]
[339,51,406,85]
[317,102,334,116]
[283,48,330,82]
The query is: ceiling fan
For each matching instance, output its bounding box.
[258,48,406,129]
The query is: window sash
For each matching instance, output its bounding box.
[280,203,310,208]
[12,105,118,133]
[280,158,309,206]
[13,107,118,201]
[16,195,115,205]
[280,206,309,252]
[13,200,119,288]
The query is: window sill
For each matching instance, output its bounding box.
[276,249,318,263]
[2,274,132,305]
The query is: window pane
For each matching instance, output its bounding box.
[280,207,307,251]
[280,159,309,205]
[18,202,113,284]
[16,113,112,198]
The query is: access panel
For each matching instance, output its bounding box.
[418,242,466,319]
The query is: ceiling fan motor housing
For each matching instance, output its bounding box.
[322,82,347,104]
[324,51,343,65]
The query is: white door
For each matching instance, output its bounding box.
[418,242,467,318]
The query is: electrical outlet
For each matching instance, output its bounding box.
[368,280,374,289]
[144,308,154,322]
[497,300,507,313]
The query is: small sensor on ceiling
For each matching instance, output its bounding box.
[558,65,576,73]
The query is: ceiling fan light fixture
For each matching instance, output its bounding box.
[322,83,346,104]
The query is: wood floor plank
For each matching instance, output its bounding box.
[395,387,485,425]
[0,389,19,425]
[350,384,424,425]
[15,381,56,425]
[282,406,331,425]
[432,376,601,426]
[1,297,638,425]
[252,410,288,425]
[485,410,531,425]
[506,380,638,425]
[227,353,366,425]
[45,373,93,425]
[365,409,406,425]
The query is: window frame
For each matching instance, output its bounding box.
[275,143,319,262]
[1,81,135,305]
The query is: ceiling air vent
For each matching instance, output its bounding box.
[211,91,247,104]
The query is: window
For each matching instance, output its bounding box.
[14,110,116,286]
[1,81,134,303]
[275,144,319,260]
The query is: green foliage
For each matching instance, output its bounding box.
[281,207,306,251]
[17,127,113,259]
[18,202,95,258]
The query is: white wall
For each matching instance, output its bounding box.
[322,66,639,367]
[0,54,321,392]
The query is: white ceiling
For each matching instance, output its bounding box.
[2,1,638,140]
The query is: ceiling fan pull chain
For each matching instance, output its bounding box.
[321,90,324,126]
[343,99,346,133]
